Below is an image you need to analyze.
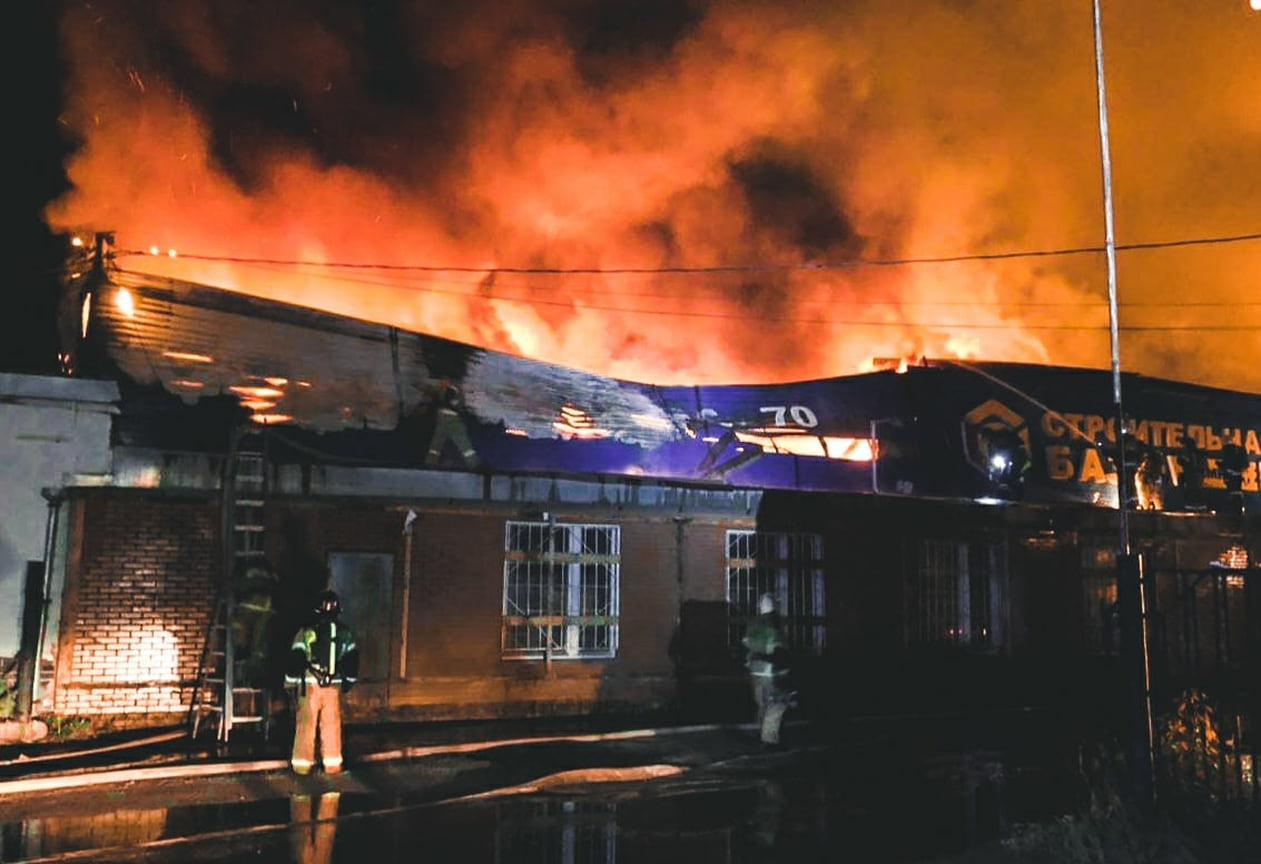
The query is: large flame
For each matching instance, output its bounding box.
[47,1,1261,389]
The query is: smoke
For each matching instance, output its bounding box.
[47,0,1261,391]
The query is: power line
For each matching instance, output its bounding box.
[115,264,1261,330]
[159,259,1259,316]
[111,228,1261,276]
[110,266,1109,329]
[106,222,1261,331]
[201,260,1261,310]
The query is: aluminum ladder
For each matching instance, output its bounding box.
[190,428,272,744]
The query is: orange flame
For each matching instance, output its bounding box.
[45,2,1261,391]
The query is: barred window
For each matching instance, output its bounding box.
[495,799,617,863]
[725,530,826,655]
[502,521,620,660]
[910,539,1003,649]
[1082,544,1118,654]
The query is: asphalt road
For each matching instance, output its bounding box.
[12,712,1216,863]
[3,722,843,862]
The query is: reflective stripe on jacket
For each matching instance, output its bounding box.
[743,617,781,678]
[285,619,358,687]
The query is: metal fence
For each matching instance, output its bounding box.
[1144,565,1260,807]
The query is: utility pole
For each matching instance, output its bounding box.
[1092,0,1154,806]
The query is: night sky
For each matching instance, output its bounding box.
[12,1,1261,392]
[8,2,72,375]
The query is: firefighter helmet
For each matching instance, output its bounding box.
[315,589,341,618]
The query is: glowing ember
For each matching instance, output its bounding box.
[228,385,285,400]
[113,288,135,318]
[162,351,214,364]
[553,404,610,440]
[251,412,295,425]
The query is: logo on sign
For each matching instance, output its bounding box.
[963,399,1031,488]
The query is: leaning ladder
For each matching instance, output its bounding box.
[191,428,272,743]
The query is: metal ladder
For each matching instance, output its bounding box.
[190,428,272,744]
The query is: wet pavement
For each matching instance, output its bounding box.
[0,713,1086,863]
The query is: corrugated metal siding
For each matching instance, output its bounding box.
[98,271,405,430]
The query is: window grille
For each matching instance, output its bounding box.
[502,521,620,660]
[1082,544,1118,653]
[725,530,826,654]
[495,799,617,864]
[910,539,1001,648]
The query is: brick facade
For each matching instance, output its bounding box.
[53,492,220,728]
[50,482,1255,735]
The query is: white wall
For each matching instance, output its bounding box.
[0,374,117,662]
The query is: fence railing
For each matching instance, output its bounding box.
[1145,565,1259,809]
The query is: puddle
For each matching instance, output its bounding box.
[2,744,1081,863]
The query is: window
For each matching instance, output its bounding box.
[495,799,617,863]
[502,521,620,660]
[909,539,1004,649]
[725,530,826,655]
[1082,544,1118,654]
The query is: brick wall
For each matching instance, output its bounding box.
[30,809,167,855]
[54,492,220,726]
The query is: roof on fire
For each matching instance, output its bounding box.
[70,266,1261,509]
[81,266,1261,434]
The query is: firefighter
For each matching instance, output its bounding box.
[286,589,358,775]
[424,378,480,468]
[230,559,278,681]
[743,593,790,745]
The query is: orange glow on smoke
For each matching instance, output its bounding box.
[45,3,1261,391]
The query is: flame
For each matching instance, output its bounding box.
[228,385,285,400]
[45,2,1261,391]
[113,287,135,318]
[553,404,610,440]
[251,412,294,425]
[162,350,214,364]
[732,430,874,461]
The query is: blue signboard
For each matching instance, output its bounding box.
[420,346,1261,514]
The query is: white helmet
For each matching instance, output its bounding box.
[758,593,776,615]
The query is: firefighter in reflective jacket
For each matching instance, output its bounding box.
[286,590,358,775]
[743,593,790,745]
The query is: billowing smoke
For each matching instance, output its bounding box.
[47,0,1261,391]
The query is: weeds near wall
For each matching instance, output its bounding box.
[0,683,14,720]
[45,715,91,740]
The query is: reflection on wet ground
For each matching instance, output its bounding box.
[1,737,1082,863]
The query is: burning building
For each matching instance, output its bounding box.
[6,237,1253,747]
